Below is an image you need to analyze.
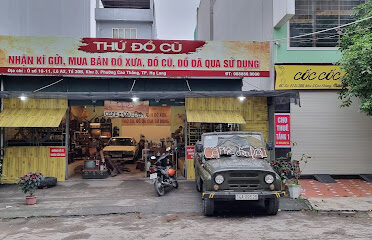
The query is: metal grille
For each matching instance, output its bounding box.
[226,171,263,191]
[289,0,366,47]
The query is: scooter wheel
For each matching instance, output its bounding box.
[154,179,165,196]
[172,181,179,189]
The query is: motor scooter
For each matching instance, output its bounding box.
[149,147,178,196]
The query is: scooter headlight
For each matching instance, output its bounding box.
[215,174,224,185]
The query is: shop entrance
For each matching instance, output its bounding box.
[67,99,187,180]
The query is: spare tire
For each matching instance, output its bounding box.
[38,177,57,189]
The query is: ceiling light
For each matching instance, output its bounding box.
[132,97,139,102]
[238,96,246,102]
[19,95,28,101]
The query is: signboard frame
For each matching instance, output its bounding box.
[274,113,291,148]
[0,36,270,78]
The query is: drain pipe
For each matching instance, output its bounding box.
[209,0,216,40]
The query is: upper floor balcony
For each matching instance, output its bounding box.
[96,0,153,22]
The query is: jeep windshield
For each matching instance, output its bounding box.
[203,134,267,159]
[108,138,134,146]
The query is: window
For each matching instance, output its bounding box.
[112,28,137,39]
[289,0,366,48]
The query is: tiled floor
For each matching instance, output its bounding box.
[300,179,372,198]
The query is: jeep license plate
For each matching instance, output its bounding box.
[149,173,157,180]
[235,194,258,201]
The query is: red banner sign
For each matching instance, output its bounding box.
[0,36,270,78]
[186,146,195,160]
[275,113,291,148]
[50,148,66,157]
[79,38,206,54]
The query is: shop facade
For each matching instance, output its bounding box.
[0,35,286,183]
[274,64,372,175]
[273,0,372,176]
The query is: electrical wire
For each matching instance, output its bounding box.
[272,15,372,43]
[288,26,372,44]
[33,79,64,93]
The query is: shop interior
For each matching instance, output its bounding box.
[65,99,185,179]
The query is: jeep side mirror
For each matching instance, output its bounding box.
[195,144,203,153]
[266,142,274,151]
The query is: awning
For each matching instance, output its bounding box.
[186,110,246,124]
[0,98,67,127]
[0,108,66,127]
[186,97,246,124]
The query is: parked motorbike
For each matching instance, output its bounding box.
[149,148,178,196]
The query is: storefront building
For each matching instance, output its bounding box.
[0,35,291,182]
[273,0,372,176]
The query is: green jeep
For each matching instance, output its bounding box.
[194,132,284,216]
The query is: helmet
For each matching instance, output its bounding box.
[168,168,175,176]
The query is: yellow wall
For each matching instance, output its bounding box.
[240,97,268,142]
[186,159,195,179]
[186,97,268,142]
[1,146,66,184]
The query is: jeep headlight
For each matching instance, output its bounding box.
[215,174,224,185]
[264,174,274,184]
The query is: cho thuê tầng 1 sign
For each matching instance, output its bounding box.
[275,113,290,148]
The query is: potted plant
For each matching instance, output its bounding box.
[271,145,311,199]
[18,172,44,205]
[285,152,310,199]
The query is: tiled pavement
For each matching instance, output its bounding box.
[300,179,372,198]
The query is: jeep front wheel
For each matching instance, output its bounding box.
[265,198,279,215]
[203,198,215,216]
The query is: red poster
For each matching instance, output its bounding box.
[50,148,66,157]
[275,113,291,148]
[186,146,195,160]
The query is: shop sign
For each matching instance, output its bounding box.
[104,100,149,118]
[50,148,66,157]
[275,65,344,89]
[122,106,171,126]
[275,113,290,148]
[0,36,270,78]
[186,146,195,160]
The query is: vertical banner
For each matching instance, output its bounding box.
[275,113,291,148]
[186,146,195,180]
[186,146,195,160]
